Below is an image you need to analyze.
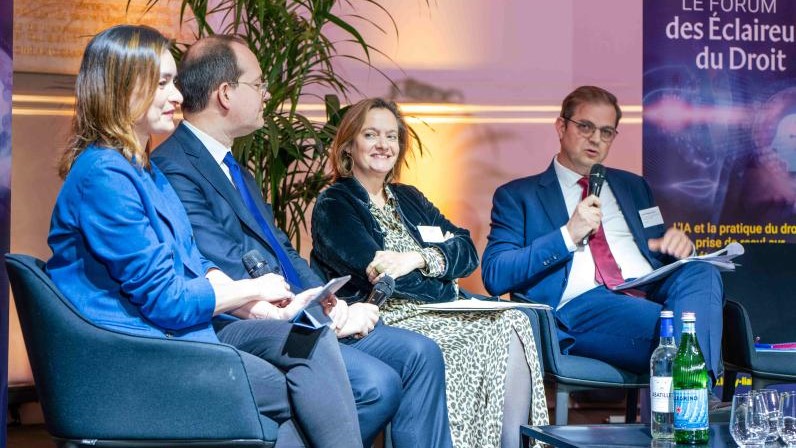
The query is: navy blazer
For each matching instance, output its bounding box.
[47,146,218,342]
[481,162,670,308]
[151,122,322,289]
[311,177,479,303]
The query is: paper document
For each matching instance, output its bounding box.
[613,242,744,291]
[418,299,551,312]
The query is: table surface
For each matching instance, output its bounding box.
[521,423,736,448]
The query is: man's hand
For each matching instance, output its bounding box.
[648,227,694,260]
[328,299,350,334]
[566,195,602,244]
[335,303,379,338]
[366,250,424,284]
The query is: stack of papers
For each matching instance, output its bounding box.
[418,299,551,312]
[614,242,744,291]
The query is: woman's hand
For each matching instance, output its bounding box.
[252,273,294,303]
[233,286,322,321]
[366,250,425,284]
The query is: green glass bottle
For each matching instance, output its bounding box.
[672,312,709,444]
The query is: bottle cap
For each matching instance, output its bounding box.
[660,310,674,318]
[682,311,696,321]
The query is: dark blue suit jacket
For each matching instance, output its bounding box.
[151,122,323,288]
[481,161,670,308]
[47,146,218,342]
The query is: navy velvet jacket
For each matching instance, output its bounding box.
[310,177,479,303]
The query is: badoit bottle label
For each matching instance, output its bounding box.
[673,389,708,430]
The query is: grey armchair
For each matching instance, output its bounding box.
[5,253,277,447]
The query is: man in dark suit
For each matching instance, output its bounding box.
[152,35,452,448]
[481,86,724,382]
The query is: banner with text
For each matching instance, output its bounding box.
[643,0,796,250]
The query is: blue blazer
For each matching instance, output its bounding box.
[151,122,322,288]
[481,162,669,308]
[47,146,218,342]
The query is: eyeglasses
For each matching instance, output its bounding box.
[562,117,618,142]
[230,79,268,94]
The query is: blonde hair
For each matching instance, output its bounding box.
[58,24,170,178]
[329,98,410,182]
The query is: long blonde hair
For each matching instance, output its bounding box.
[58,24,170,178]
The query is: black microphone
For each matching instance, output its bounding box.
[588,163,606,198]
[366,275,395,307]
[242,250,271,278]
[583,164,607,245]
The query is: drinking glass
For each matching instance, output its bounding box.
[780,391,796,447]
[730,391,769,447]
[758,388,782,443]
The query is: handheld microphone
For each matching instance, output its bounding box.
[242,250,271,278]
[583,164,607,245]
[366,275,395,307]
[588,163,606,198]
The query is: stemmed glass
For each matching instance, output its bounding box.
[758,389,782,443]
[780,391,796,447]
[730,391,769,447]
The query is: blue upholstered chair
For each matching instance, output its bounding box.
[5,254,277,447]
[512,293,649,425]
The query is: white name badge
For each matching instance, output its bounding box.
[417,225,446,243]
[639,206,664,228]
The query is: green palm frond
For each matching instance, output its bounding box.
[131,0,429,249]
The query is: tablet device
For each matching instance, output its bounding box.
[289,275,350,330]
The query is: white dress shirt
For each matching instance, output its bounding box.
[554,157,653,309]
[182,120,235,186]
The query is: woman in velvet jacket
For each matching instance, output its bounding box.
[311,175,478,303]
[311,98,549,448]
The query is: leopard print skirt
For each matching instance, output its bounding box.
[380,299,549,448]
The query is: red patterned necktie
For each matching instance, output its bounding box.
[577,177,625,289]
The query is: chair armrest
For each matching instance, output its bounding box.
[42,331,268,441]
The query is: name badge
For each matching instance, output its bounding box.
[639,206,664,228]
[417,225,446,243]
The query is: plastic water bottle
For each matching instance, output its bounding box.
[673,312,709,444]
[651,310,676,439]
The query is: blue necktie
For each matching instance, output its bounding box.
[222,152,302,289]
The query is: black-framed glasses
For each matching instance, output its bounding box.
[562,117,618,142]
[230,79,268,94]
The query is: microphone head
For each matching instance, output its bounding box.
[375,275,395,296]
[242,250,269,278]
[588,163,606,197]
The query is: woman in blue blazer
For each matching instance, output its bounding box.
[46,25,361,447]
